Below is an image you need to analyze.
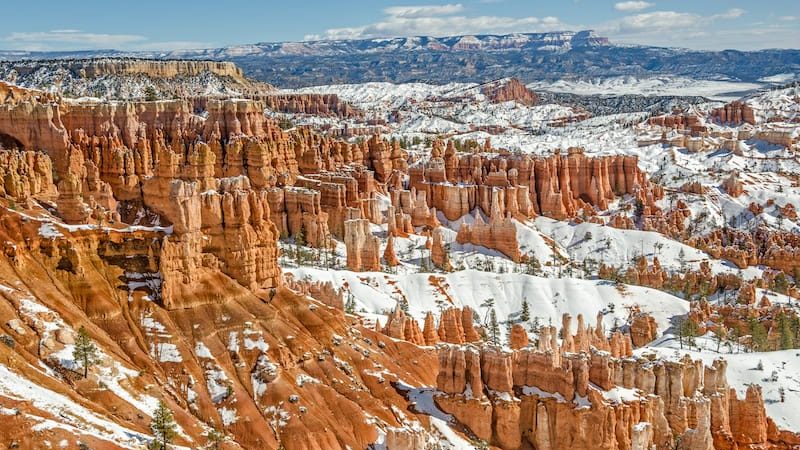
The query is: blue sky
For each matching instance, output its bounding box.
[1,0,797,51]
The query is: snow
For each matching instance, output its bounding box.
[243,334,269,352]
[296,374,320,387]
[527,76,762,101]
[640,342,800,431]
[150,342,182,363]
[206,368,231,404]
[218,407,238,426]
[0,365,155,447]
[287,267,688,340]
[194,342,214,359]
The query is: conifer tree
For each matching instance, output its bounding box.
[73,326,99,378]
[150,401,178,450]
[520,300,530,323]
[205,428,224,450]
[488,308,500,347]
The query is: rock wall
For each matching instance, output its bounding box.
[435,343,797,450]
[409,146,655,221]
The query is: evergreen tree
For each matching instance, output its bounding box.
[777,312,795,350]
[677,317,699,349]
[73,326,99,378]
[205,428,224,450]
[520,300,530,323]
[144,86,159,102]
[488,308,500,347]
[713,326,727,353]
[345,292,356,314]
[480,298,495,326]
[748,318,768,351]
[150,401,178,450]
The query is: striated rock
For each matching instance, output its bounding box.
[481,78,538,106]
[509,323,529,349]
[712,101,756,125]
[629,311,658,347]
[456,213,522,262]
[722,172,744,197]
[344,219,380,272]
[430,227,452,271]
[383,235,400,267]
[382,307,424,345]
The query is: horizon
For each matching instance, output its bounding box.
[2,29,798,56]
[0,0,798,53]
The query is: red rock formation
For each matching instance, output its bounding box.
[383,235,400,267]
[430,227,452,271]
[456,213,522,262]
[434,342,797,450]
[382,307,425,345]
[629,310,658,347]
[481,78,538,106]
[437,307,481,344]
[722,172,744,197]
[285,273,345,310]
[344,219,380,272]
[408,147,656,222]
[712,101,756,125]
[509,324,529,349]
[423,312,439,346]
[262,93,361,118]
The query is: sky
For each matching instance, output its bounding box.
[0,0,798,52]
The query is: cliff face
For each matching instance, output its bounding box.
[434,344,794,450]
[409,145,657,222]
[481,78,538,106]
[0,209,438,450]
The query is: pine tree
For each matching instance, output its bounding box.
[205,428,225,450]
[480,298,495,326]
[345,292,356,314]
[520,300,530,323]
[488,308,500,347]
[144,86,159,102]
[73,326,99,378]
[777,312,795,350]
[678,248,687,272]
[150,400,177,450]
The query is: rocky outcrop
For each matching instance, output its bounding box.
[435,342,797,450]
[430,227,452,271]
[262,94,361,118]
[437,307,481,344]
[722,172,744,197]
[344,218,380,272]
[0,149,56,201]
[383,235,400,266]
[629,310,658,347]
[712,101,756,125]
[382,307,424,345]
[481,78,538,106]
[409,146,656,222]
[456,213,522,262]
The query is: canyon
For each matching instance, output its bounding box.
[0,53,798,450]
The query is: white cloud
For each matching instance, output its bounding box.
[384,4,464,19]
[304,4,569,41]
[614,1,654,12]
[614,11,701,33]
[3,30,147,50]
[0,29,209,52]
[711,8,745,20]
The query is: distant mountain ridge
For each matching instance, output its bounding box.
[0,31,608,60]
[0,30,798,88]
